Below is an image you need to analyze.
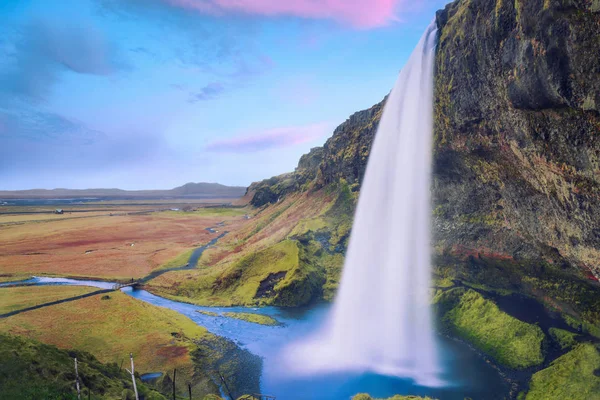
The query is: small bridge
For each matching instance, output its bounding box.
[113,280,140,290]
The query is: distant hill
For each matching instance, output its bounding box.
[0,182,246,199]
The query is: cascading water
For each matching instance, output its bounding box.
[285,21,441,386]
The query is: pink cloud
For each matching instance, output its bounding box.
[206,122,331,153]
[163,0,401,28]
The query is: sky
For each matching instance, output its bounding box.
[0,0,448,190]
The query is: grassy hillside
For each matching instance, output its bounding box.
[0,333,165,400]
[146,182,353,306]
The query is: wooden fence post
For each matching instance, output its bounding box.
[125,353,139,400]
[172,369,177,400]
[74,357,81,400]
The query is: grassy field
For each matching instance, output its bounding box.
[0,287,261,398]
[0,286,98,314]
[0,204,249,280]
[1,290,205,375]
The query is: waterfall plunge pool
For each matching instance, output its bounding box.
[5,276,510,399]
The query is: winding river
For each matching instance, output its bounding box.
[2,276,510,399]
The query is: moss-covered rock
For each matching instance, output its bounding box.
[525,343,600,400]
[549,327,578,350]
[435,288,545,369]
[191,335,261,400]
[222,312,280,326]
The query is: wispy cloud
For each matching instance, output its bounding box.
[0,106,105,145]
[188,82,225,102]
[149,0,401,28]
[205,122,331,153]
[0,18,122,103]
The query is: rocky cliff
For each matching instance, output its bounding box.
[244,0,600,325]
[432,0,600,329]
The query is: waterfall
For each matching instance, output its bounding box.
[285,21,441,386]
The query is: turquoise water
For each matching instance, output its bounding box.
[3,277,509,399]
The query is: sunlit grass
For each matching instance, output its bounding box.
[0,286,97,314]
[526,343,600,400]
[441,289,545,369]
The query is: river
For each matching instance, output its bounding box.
[3,276,510,399]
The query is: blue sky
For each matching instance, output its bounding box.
[0,0,448,190]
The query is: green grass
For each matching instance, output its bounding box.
[156,249,194,271]
[0,286,97,314]
[193,207,248,217]
[549,327,579,350]
[0,333,165,400]
[222,312,279,326]
[1,290,260,398]
[151,239,324,307]
[288,217,327,237]
[166,207,248,217]
[440,289,545,369]
[526,343,600,400]
[563,313,600,339]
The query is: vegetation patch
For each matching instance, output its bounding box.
[222,312,279,326]
[0,286,97,314]
[436,288,545,369]
[549,327,578,350]
[525,343,600,400]
[0,333,165,400]
[155,249,193,271]
[197,310,219,317]
[0,291,218,396]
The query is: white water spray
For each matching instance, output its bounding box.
[285,22,441,385]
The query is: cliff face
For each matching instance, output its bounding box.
[243,0,600,323]
[433,0,600,283]
[246,100,384,207]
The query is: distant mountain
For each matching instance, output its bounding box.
[0,182,246,199]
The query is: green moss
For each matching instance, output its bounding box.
[222,312,279,326]
[549,328,578,350]
[0,333,165,400]
[525,344,600,400]
[563,314,600,339]
[441,289,545,369]
[288,217,327,237]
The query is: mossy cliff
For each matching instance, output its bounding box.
[432,0,600,331]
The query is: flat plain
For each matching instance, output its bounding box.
[0,201,250,280]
